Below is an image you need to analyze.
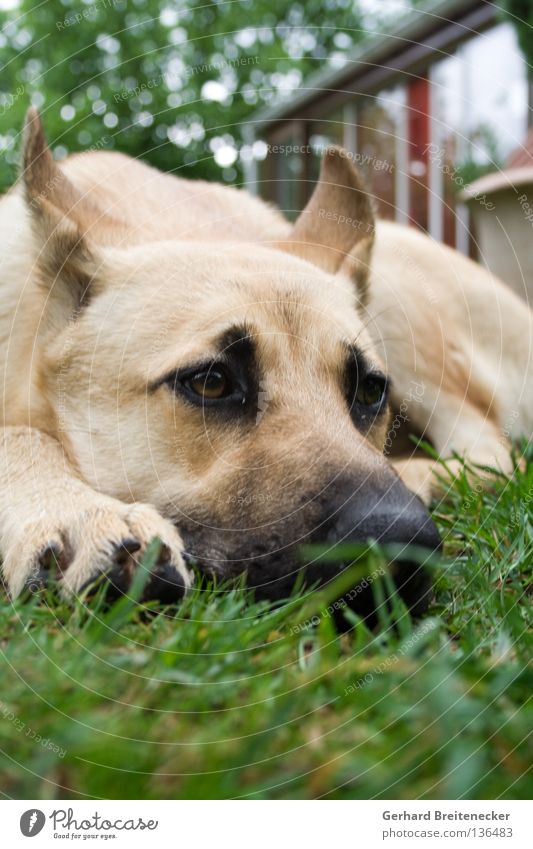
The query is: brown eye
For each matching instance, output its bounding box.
[187,369,230,400]
[355,375,386,407]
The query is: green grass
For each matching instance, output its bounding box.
[0,448,531,800]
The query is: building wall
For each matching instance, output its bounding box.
[254,21,529,254]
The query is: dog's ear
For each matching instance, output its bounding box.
[279,146,375,305]
[22,107,104,324]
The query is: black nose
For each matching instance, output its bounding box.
[324,474,440,550]
[307,474,441,622]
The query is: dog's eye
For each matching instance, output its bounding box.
[355,375,386,407]
[186,369,231,400]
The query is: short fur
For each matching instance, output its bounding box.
[0,108,530,603]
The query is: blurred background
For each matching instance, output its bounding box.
[1,0,532,296]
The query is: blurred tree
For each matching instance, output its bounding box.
[499,0,533,75]
[0,0,417,190]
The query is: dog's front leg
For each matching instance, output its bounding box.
[0,426,192,600]
[393,443,514,507]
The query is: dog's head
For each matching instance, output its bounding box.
[22,109,439,617]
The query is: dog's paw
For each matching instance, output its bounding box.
[3,500,193,602]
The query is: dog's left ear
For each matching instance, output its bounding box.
[278,146,375,305]
[22,107,105,325]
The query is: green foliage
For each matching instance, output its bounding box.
[0,447,531,799]
[0,0,381,192]
[499,0,533,75]
[455,125,504,188]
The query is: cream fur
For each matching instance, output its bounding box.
[0,109,530,598]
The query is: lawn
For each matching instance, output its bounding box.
[0,448,531,800]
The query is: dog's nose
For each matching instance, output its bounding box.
[324,475,440,552]
[308,474,441,621]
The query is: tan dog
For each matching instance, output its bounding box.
[0,108,530,612]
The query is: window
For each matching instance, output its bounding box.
[429,22,528,249]
[352,87,407,221]
[259,122,306,217]
[307,109,345,201]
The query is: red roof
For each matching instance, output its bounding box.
[506,128,533,168]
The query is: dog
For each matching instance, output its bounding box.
[0,107,530,615]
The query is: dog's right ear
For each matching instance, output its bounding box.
[278,147,375,306]
[22,107,103,325]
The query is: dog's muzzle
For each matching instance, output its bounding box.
[184,472,441,624]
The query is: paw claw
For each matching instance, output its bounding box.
[88,563,131,601]
[143,561,187,605]
[113,537,141,566]
[155,542,172,567]
[37,541,67,574]
[25,569,49,595]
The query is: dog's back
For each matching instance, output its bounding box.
[370,220,533,444]
[60,150,291,245]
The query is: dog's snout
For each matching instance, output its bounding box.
[182,470,441,623]
[323,475,441,553]
[310,474,441,621]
